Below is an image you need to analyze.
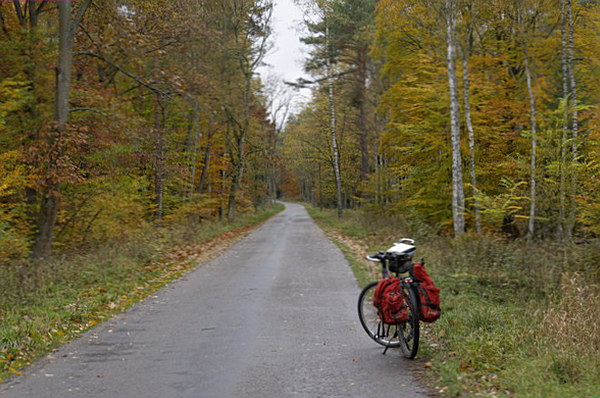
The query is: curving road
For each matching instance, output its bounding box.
[0,203,429,398]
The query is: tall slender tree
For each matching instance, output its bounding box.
[298,0,345,216]
[458,1,481,233]
[566,0,578,159]
[523,42,538,239]
[325,23,343,217]
[445,0,465,235]
[223,0,273,221]
[559,0,571,239]
[330,0,377,182]
[31,0,92,259]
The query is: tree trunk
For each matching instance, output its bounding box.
[227,150,244,221]
[227,73,252,221]
[187,100,201,195]
[224,0,271,220]
[566,0,578,159]
[461,29,481,233]
[29,0,92,259]
[154,99,166,225]
[558,0,570,240]
[318,163,323,209]
[219,168,226,220]
[326,25,343,218]
[445,0,465,235]
[267,124,278,199]
[31,189,59,260]
[31,1,73,259]
[226,142,243,222]
[357,45,369,182]
[566,0,578,238]
[55,3,73,128]
[523,44,538,239]
[27,0,38,28]
[197,130,213,195]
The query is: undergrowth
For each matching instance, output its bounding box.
[0,203,283,381]
[306,205,600,398]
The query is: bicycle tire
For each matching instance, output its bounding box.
[357,281,402,348]
[398,284,420,359]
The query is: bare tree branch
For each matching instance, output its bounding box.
[12,0,25,26]
[72,0,93,37]
[0,8,10,38]
[74,51,170,96]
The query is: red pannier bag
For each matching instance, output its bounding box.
[372,277,409,324]
[412,262,441,323]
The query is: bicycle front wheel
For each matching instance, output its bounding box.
[357,281,402,348]
[398,285,420,359]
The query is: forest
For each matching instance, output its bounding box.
[0,0,599,396]
[285,0,599,241]
[0,0,598,262]
[0,0,276,262]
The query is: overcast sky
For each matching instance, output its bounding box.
[258,0,312,120]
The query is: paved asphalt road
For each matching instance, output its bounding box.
[0,203,430,398]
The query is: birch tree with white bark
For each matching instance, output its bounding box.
[325,22,343,217]
[512,2,540,239]
[457,0,481,233]
[297,0,344,217]
[445,0,466,235]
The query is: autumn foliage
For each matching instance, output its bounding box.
[282,0,600,240]
[0,0,277,261]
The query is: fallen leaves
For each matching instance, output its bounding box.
[0,218,266,382]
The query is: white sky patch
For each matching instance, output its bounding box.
[258,0,312,123]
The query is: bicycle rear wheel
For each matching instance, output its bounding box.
[398,285,420,359]
[357,281,402,348]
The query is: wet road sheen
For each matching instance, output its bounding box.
[0,203,429,398]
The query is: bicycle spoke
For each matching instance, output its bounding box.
[357,281,402,348]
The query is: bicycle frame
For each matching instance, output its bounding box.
[358,238,421,358]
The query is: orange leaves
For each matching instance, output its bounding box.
[24,122,89,194]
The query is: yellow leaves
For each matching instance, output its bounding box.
[1,348,28,378]
[0,79,31,128]
[4,354,12,362]
[0,151,33,261]
[162,196,221,225]
[0,150,33,198]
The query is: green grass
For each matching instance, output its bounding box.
[306,205,600,398]
[0,203,284,381]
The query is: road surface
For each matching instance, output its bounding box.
[0,203,430,398]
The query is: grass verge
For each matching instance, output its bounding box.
[306,205,600,398]
[0,203,284,382]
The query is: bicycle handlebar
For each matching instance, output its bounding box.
[365,251,410,262]
[365,252,384,262]
[366,250,414,277]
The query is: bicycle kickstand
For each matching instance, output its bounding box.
[382,325,397,355]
